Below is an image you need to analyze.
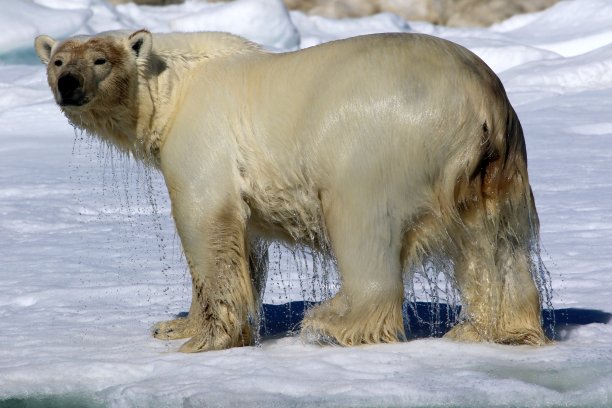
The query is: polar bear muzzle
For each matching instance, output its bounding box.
[57,71,87,106]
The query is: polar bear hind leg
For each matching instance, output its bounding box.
[301,190,406,345]
[446,192,546,345]
[445,114,547,345]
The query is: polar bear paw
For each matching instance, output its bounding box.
[443,321,484,342]
[152,316,198,340]
[444,321,549,345]
[301,295,405,346]
[178,321,252,353]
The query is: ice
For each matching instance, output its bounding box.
[0,0,611,406]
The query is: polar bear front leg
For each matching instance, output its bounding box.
[153,237,267,342]
[162,190,257,352]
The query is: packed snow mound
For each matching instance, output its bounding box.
[33,0,95,9]
[118,0,300,50]
[290,11,410,48]
[437,35,560,73]
[0,1,90,56]
[4,0,301,57]
[170,0,299,51]
[492,0,612,57]
[502,43,612,91]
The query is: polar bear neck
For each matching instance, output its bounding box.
[64,32,262,167]
[132,32,263,166]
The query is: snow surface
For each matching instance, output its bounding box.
[1,0,612,406]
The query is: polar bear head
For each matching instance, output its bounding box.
[35,30,152,110]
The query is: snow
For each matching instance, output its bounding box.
[0,2,90,58]
[1,0,612,406]
[290,11,410,48]
[490,0,612,57]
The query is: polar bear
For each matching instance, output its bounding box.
[35,29,549,352]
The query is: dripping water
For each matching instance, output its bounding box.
[69,127,187,345]
[403,258,461,338]
[531,239,556,339]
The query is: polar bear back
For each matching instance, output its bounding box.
[166,34,505,211]
[156,32,514,247]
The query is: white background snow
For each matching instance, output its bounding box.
[1,0,612,406]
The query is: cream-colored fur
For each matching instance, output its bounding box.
[35,30,548,352]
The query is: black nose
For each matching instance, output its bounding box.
[57,73,85,106]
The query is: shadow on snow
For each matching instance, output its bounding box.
[259,301,612,341]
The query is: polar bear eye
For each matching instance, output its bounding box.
[94,58,107,65]
[54,60,63,67]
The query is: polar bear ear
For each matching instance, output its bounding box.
[128,29,153,60]
[34,35,57,65]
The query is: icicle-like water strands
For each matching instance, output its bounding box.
[262,247,464,340]
[531,239,556,339]
[290,244,338,304]
[69,126,97,326]
[263,237,554,342]
[143,165,176,307]
[526,203,556,340]
[259,232,339,341]
[69,126,187,328]
[403,258,461,338]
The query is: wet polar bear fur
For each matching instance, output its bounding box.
[35,29,549,352]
